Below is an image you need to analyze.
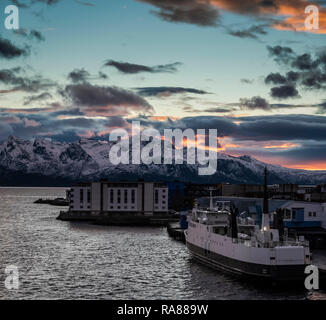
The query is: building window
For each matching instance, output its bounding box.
[117,189,121,203]
[87,190,91,203]
[155,189,159,204]
[80,189,84,202]
[131,190,135,204]
[110,189,114,204]
[124,190,128,203]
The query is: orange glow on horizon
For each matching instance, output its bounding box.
[210,0,326,34]
[263,143,300,149]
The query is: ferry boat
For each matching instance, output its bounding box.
[185,170,311,282]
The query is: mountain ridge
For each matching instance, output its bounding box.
[0,135,325,186]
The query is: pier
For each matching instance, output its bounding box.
[57,210,179,226]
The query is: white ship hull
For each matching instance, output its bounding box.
[185,221,310,281]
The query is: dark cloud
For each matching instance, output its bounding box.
[265,46,326,92]
[227,24,268,39]
[0,36,29,59]
[68,69,109,83]
[135,86,208,97]
[182,106,234,113]
[23,92,52,105]
[265,73,287,85]
[61,84,153,115]
[30,30,45,41]
[14,29,45,41]
[67,69,91,83]
[292,53,317,71]
[104,60,182,74]
[136,0,220,27]
[0,68,56,93]
[270,85,299,99]
[267,45,294,64]
[151,3,220,26]
[233,115,326,141]
[9,0,61,7]
[239,96,270,110]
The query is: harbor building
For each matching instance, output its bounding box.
[68,181,168,215]
[281,201,326,229]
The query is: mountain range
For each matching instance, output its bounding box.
[0,136,325,186]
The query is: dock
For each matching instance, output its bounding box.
[57,211,179,226]
[34,198,69,206]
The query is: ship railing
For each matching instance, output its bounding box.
[234,237,309,248]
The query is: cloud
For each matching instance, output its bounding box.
[0,36,29,59]
[137,0,326,33]
[239,96,270,110]
[67,68,108,83]
[14,29,45,42]
[151,3,220,26]
[61,83,153,116]
[183,106,234,113]
[75,0,95,6]
[267,45,295,64]
[11,0,61,6]
[227,24,268,39]
[270,85,300,99]
[0,68,56,93]
[240,78,254,84]
[135,86,208,97]
[265,46,326,98]
[67,69,91,83]
[23,92,52,105]
[265,73,287,85]
[104,60,182,74]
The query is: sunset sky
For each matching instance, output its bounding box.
[0,0,326,170]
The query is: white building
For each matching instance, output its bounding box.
[68,181,168,215]
[281,201,326,229]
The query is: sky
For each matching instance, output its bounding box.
[0,0,326,170]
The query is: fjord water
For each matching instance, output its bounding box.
[0,187,325,300]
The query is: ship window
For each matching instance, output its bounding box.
[80,189,84,202]
[124,189,128,203]
[284,209,291,219]
[213,227,226,235]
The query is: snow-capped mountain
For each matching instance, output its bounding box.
[0,136,325,186]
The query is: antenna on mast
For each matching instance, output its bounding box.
[263,167,269,214]
[208,187,215,210]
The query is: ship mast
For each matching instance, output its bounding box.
[263,167,268,214]
[262,167,270,234]
[208,187,214,210]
